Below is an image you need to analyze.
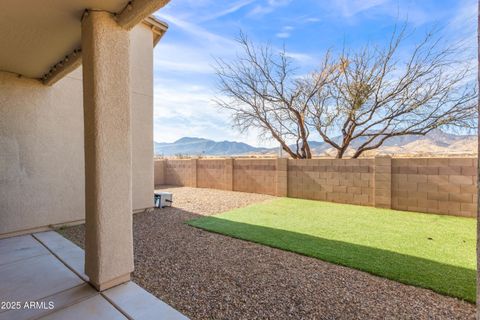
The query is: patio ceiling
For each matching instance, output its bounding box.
[0,0,168,83]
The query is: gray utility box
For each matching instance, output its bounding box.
[154,192,173,208]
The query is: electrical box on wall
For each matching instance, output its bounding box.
[154,192,173,208]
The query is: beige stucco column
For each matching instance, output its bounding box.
[81,11,134,291]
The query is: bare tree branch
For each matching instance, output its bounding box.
[215,28,477,159]
[307,25,477,158]
[214,33,336,158]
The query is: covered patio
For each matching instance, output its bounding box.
[0,0,188,318]
[0,231,186,319]
[1,0,479,319]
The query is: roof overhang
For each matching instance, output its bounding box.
[0,0,169,85]
[143,16,169,46]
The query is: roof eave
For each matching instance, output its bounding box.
[142,16,169,47]
[43,0,170,86]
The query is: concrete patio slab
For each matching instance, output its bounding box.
[39,295,128,320]
[0,283,97,320]
[0,253,84,303]
[103,281,188,320]
[0,233,189,320]
[33,231,88,281]
[0,235,49,266]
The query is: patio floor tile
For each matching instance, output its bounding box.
[0,253,84,303]
[0,233,189,320]
[0,283,97,320]
[0,235,49,266]
[33,231,88,281]
[103,281,188,320]
[39,295,127,320]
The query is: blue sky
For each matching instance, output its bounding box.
[153,0,476,147]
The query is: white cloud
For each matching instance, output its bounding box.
[154,13,235,47]
[276,25,294,38]
[154,43,214,74]
[199,0,255,22]
[154,59,212,74]
[446,0,476,41]
[442,0,477,72]
[325,0,446,27]
[276,32,291,38]
[153,12,241,75]
[304,17,321,23]
[152,3,320,146]
[331,0,389,17]
[284,51,315,65]
[248,0,292,17]
[153,78,275,146]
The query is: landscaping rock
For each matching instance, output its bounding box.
[59,186,475,320]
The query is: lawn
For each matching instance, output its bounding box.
[187,198,476,302]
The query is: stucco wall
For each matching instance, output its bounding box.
[0,24,155,236]
[130,25,154,212]
[0,71,85,236]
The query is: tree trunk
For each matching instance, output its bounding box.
[336,148,346,159]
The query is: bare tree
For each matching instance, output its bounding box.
[309,26,477,158]
[215,28,477,159]
[214,33,337,159]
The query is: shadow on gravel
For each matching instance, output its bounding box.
[187,216,476,303]
[57,203,476,320]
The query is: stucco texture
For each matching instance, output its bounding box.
[0,23,155,237]
[82,10,134,288]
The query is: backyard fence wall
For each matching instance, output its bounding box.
[154,156,477,218]
[233,159,277,195]
[198,159,228,190]
[391,158,476,217]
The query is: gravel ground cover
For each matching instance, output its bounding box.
[59,186,475,320]
[188,197,476,302]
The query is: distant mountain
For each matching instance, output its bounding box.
[154,137,271,156]
[375,130,476,156]
[155,130,476,157]
[315,130,476,157]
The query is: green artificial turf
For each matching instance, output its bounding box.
[187,198,476,302]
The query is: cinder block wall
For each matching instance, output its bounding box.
[392,158,476,217]
[288,159,374,206]
[233,159,277,195]
[154,159,165,185]
[164,159,197,187]
[154,156,477,218]
[197,159,227,189]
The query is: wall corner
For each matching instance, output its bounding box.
[374,155,392,209]
[275,158,288,197]
[224,158,234,191]
[190,158,198,188]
